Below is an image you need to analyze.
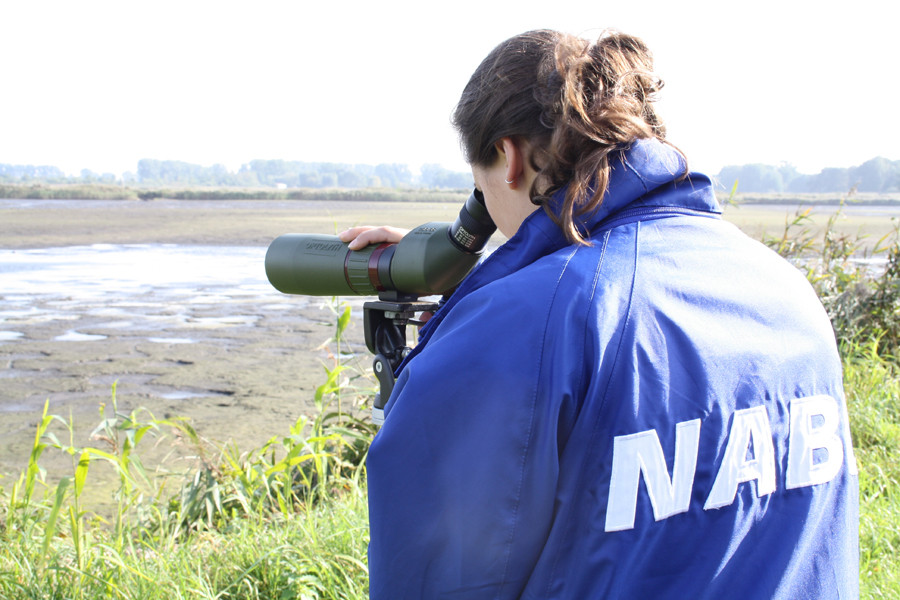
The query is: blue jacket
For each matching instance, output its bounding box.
[367,139,859,599]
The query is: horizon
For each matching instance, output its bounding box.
[1,1,896,179]
[2,153,898,182]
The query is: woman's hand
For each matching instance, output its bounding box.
[338,226,409,250]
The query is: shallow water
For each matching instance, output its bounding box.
[0,243,367,477]
[0,243,275,340]
[0,243,268,298]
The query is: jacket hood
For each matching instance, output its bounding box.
[520,136,719,254]
[399,137,720,371]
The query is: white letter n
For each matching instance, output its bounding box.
[605,419,701,532]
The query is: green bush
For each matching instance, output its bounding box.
[763,205,900,357]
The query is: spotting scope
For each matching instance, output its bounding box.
[265,189,496,299]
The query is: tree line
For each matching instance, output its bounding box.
[0,160,472,190]
[1,156,898,193]
[716,157,900,194]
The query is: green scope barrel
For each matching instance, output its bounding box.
[265,190,496,298]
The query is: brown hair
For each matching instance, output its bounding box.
[452,29,675,244]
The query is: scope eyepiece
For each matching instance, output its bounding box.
[265,189,497,298]
[449,188,494,253]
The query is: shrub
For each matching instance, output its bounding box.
[763,205,900,357]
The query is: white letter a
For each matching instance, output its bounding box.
[705,406,776,510]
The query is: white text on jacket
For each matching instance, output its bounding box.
[604,395,857,532]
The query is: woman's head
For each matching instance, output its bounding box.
[452,29,673,243]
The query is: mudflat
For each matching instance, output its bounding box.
[1,197,465,249]
[0,198,461,482]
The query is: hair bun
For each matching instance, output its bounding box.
[453,29,680,245]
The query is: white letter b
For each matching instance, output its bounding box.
[786,395,844,489]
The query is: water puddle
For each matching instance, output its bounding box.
[0,244,288,344]
[54,330,108,342]
[189,316,260,327]
[160,390,222,400]
[0,244,268,299]
[147,337,195,344]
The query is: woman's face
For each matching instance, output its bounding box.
[472,154,538,240]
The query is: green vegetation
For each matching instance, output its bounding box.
[0,182,468,203]
[846,343,900,596]
[133,187,467,203]
[0,183,139,200]
[4,155,899,193]
[3,180,900,207]
[1,211,899,598]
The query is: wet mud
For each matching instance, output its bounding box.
[1,289,375,478]
[0,199,407,480]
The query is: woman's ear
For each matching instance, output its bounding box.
[495,137,523,189]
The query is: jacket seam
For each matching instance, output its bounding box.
[543,224,640,596]
[497,244,581,598]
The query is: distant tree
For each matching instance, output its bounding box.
[375,163,414,187]
[787,174,813,193]
[420,164,471,189]
[714,161,900,194]
[208,163,235,186]
[138,159,236,186]
[777,163,802,189]
[337,169,367,188]
[296,171,322,187]
[137,159,160,183]
[890,167,900,193]
[0,163,66,181]
[807,167,853,193]
[319,172,339,187]
[716,164,785,192]
[854,157,896,192]
[232,168,259,187]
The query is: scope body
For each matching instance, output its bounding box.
[265,190,496,298]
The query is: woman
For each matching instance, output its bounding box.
[343,30,858,599]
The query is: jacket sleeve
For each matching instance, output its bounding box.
[366,274,577,599]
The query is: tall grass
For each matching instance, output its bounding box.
[0,299,373,599]
[845,341,900,597]
[1,209,899,598]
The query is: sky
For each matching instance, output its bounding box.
[1,0,897,181]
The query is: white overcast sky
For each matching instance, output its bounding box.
[1,0,896,181]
